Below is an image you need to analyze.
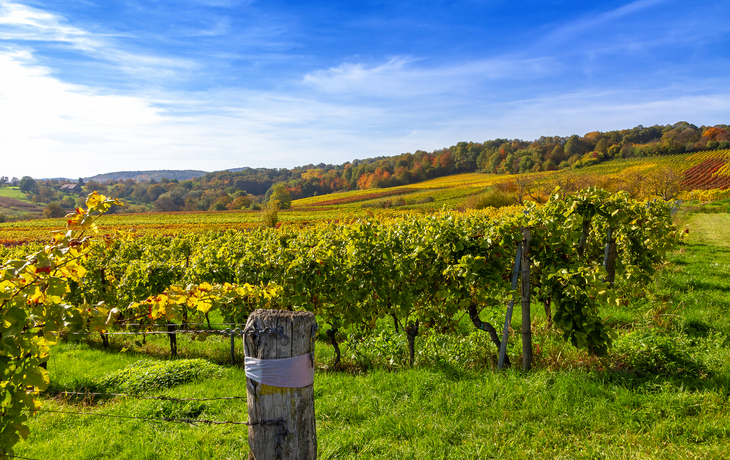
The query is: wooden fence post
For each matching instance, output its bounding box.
[603,226,617,287]
[244,310,317,460]
[577,219,591,260]
[497,242,522,370]
[167,323,178,357]
[521,228,532,372]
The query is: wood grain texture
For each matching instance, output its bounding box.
[245,310,317,460]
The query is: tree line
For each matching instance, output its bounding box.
[2,121,727,218]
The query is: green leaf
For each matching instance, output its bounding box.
[46,277,67,297]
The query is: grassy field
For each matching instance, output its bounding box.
[12,209,730,459]
[0,186,28,201]
[0,187,44,220]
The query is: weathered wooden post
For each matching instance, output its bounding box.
[577,218,591,261]
[521,228,532,371]
[167,322,178,357]
[497,242,522,370]
[244,310,317,460]
[405,320,419,367]
[603,226,617,287]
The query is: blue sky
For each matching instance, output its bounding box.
[1,0,729,178]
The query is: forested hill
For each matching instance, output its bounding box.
[6,121,728,217]
[202,121,728,200]
[88,170,209,183]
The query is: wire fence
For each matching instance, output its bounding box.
[121,322,243,327]
[53,391,247,402]
[9,408,264,460]
[74,329,238,336]
[15,324,291,459]
[73,323,292,365]
[33,408,252,426]
[13,387,270,460]
[70,325,249,363]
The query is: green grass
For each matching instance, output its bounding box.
[0,186,28,201]
[22,347,252,460]
[14,211,730,459]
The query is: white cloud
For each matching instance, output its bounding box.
[2,43,728,179]
[0,1,196,81]
[449,90,730,142]
[542,0,669,46]
[302,56,554,98]
[0,49,168,176]
[0,47,409,178]
[0,1,100,50]
[1,1,728,180]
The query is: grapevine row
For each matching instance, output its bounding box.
[0,188,679,455]
[64,188,679,357]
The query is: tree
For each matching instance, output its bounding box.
[703,127,725,141]
[547,144,563,163]
[61,196,76,208]
[19,176,37,193]
[147,184,166,202]
[452,142,479,172]
[43,202,65,218]
[154,195,180,212]
[269,184,292,209]
[564,135,582,158]
[84,180,107,193]
[647,167,682,201]
[39,186,57,203]
[227,195,252,210]
[512,174,542,204]
[261,199,279,227]
[209,195,232,211]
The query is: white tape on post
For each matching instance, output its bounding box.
[244,354,315,388]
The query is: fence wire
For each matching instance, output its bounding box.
[33,408,251,426]
[53,391,246,402]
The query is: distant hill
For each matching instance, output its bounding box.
[223,167,251,173]
[87,170,209,183]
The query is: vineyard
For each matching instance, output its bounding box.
[571,149,730,190]
[0,187,691,457]
[0,207,416,247]
[4,150,730,248]
[2,157,730,457]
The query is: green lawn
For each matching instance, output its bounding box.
[14,211,730,459]
[0,186,29,201]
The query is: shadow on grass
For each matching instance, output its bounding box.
[682,319,714,338]
[596,369,730,396]
[62,333,240,367]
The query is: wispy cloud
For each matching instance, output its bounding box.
[536,0,730,59]
[0,1,196,81]
[0,0,728,178]
[542,0,669,46]
[0,46,398,177]
[302,55,555,98]
[179,17,231,37]
[0,1,94,46]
